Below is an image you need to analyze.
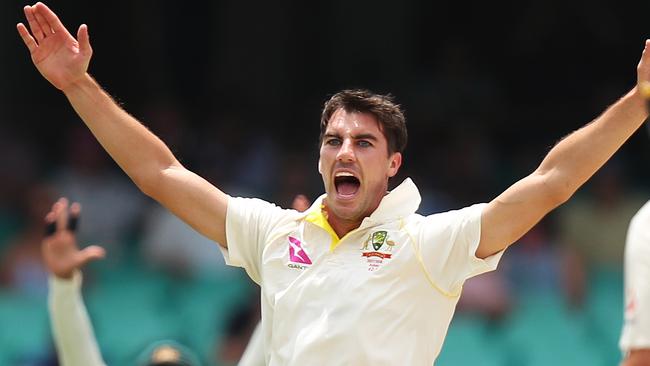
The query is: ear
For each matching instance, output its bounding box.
[387,152,402,178]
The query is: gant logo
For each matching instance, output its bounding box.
[288,236,312,265]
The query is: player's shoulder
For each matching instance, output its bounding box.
[418,203,487,223]
[228,196,305,222]
[405,203,487,234]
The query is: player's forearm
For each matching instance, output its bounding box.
[62,74,179,193]
[535,87,647,201]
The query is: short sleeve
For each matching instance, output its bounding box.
[417,203,504,295]
[221,196,288,284]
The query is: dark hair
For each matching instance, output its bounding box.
[320,89,407,154]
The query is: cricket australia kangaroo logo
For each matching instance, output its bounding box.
[361,230,397,271]
[362,230,396,253]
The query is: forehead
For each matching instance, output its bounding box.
[326,109,384,136]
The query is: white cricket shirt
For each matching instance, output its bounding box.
[620,200,650,352]
[222,178,504,365]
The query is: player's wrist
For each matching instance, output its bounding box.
[634,81,650,116]
[637,81,650,99]
[49,269,81,286]
[54,270,75,280]
[621,84,650,118]
[60,72,95,95]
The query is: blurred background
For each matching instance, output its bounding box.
[2,0,650,365]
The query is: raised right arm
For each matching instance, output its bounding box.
[18,3,228,246]
[62,75,229,246]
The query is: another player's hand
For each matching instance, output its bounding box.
[291,194,311,212]
[17,2,92,91]
[42,198,105,279]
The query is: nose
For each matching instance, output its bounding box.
[336,139,356,163]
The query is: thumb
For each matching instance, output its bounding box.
[73,245,106,268]
[77,24,92,56]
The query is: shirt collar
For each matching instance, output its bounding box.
[304,177,421,239]
[366,177,421,223]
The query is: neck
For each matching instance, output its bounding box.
[322,198,378,238]
[322,187,391,238]
[326,212,363,239]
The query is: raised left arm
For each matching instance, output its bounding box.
[477,40,650,259]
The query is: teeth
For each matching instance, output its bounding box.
[335,172,354,177]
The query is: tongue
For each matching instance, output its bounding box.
[337,181,359,196]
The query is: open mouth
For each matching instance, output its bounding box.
[334,173,360,198]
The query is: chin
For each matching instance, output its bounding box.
[329,203,365,222]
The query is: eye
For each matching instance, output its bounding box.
[326,138,341,146]
[357,140,372,148]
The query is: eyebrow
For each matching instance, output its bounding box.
[353,133,378,141]
[323,132,379,141]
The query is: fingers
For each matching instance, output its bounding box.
[23,5,45,42]
[40,197,97,277]
[33,6,53,36]
[24,3,69,45]
[44,211,56,237]
[77,24,91,56]
[34,2,67,34]
[17,23,38,53]
[74,245,106,267]
[68,202,81,231]
[43,198,82,237]
[43,200,62,237]
[54,197,70,232]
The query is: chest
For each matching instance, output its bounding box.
[260,222,423,300]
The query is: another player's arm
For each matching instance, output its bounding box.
[44,198,107,366]
[476,40,650,259]
[17,3,228,246]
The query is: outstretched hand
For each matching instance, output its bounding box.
[17,2,92,91]
[42,198,105,279]
[637,40,650,100]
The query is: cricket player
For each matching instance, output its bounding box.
[620,200,650,365]
[17,2,650,364]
